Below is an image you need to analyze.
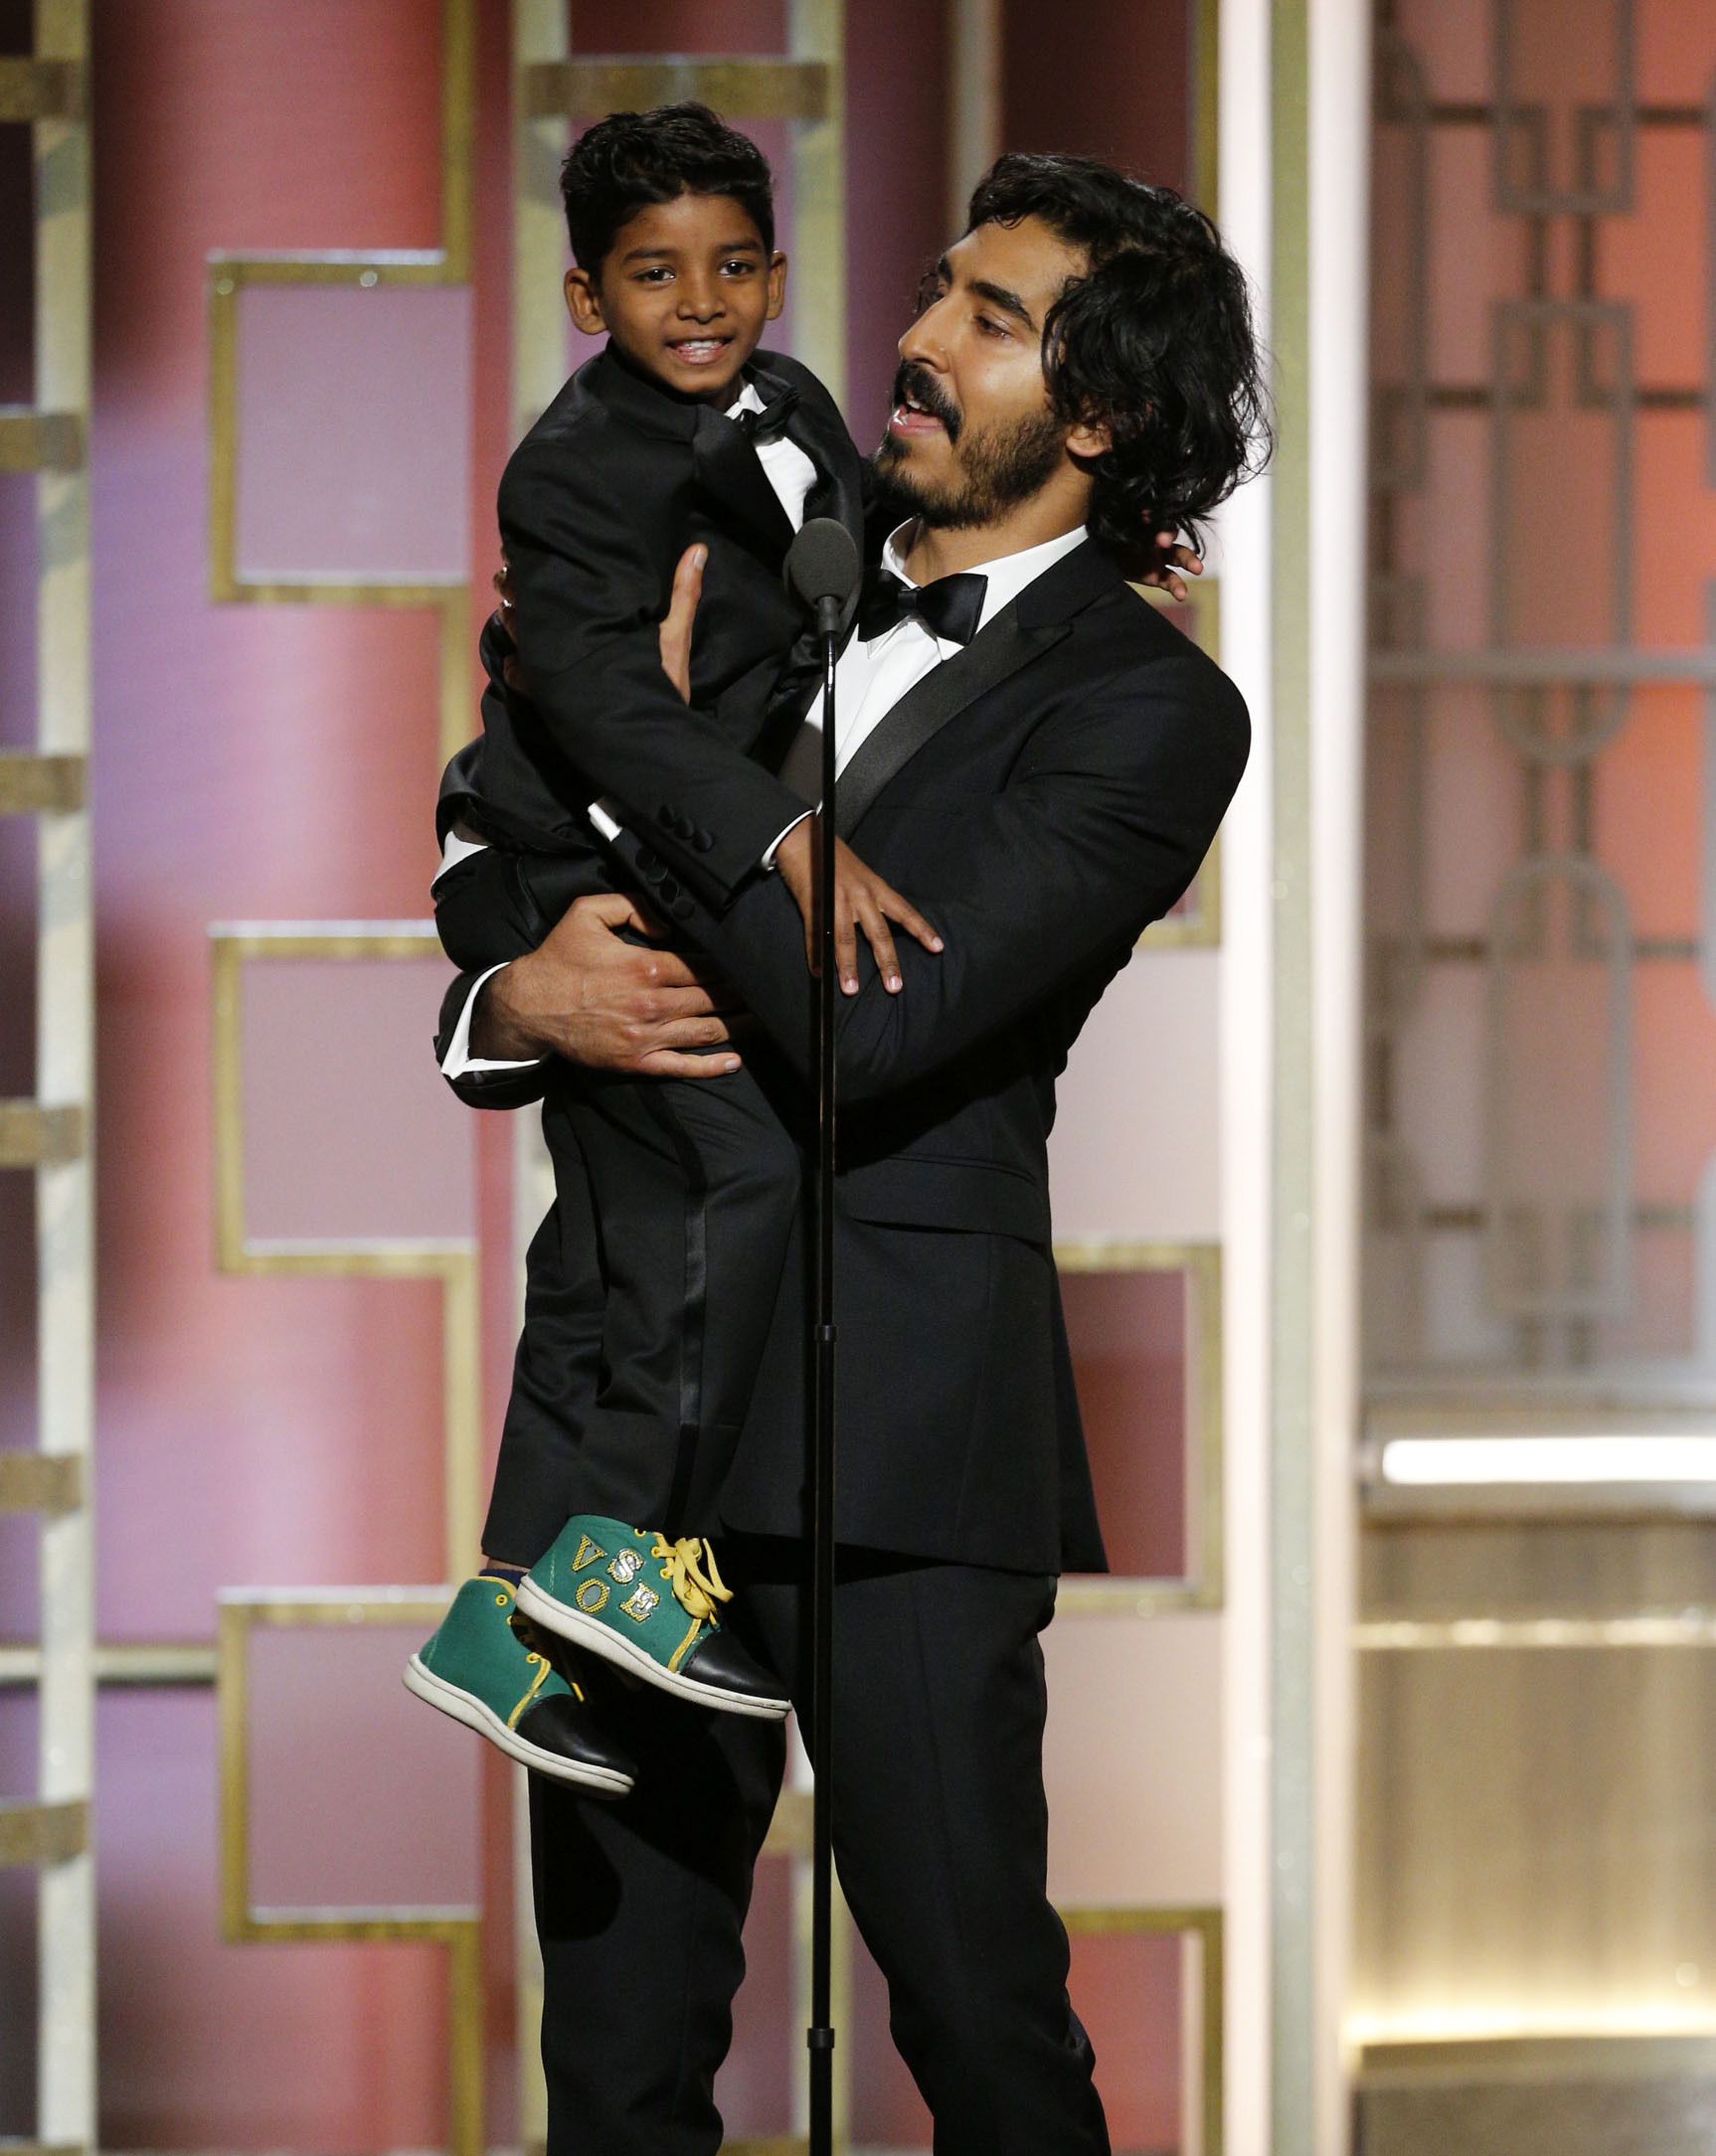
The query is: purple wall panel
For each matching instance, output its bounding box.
[92,1689,450,2151]
[238,954,475,1244]
[246,1621,481,1909]
[235,283,472,583]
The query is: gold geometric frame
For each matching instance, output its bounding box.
[208,922,481,1577]
[1053,1241,1224,1614]
[216,1588,480,2156]
[1060,1904,1225,2156]
[205,0,475,764]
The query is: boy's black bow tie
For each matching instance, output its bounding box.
[857,566,988,647]
[735,386,800,441]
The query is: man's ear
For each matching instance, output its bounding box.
[1066,414,1114,460]
[565,265,607,337]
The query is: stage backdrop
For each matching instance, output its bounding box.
[0,3,1216,2150]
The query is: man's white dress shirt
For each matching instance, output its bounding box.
[438,436,1086,1078]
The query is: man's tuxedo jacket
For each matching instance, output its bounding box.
[438,538,1250,1576]
[436,344,864,914]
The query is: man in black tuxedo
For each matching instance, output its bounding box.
[439,153,1266,2155]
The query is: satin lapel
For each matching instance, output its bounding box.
[692,404,796,564]
[835,602,1070,839]
[792,414,864,559]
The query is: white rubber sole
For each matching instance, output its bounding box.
[403,1654,634,1795]
[515,1575,790,1721]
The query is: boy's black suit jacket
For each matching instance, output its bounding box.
[437,539,1250,1576]
[438,343,865,910]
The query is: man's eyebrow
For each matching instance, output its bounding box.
[968,277,1037,331]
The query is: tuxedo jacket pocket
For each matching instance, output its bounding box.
[836,1155,1050,1244]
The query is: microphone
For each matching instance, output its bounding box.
[785,517,862,637]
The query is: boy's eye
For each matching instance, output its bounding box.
[719,257,758,276]
[635,265,673,283]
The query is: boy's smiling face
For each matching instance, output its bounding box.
[565,190,786,406]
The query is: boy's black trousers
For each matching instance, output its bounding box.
[481,1057,800,1561]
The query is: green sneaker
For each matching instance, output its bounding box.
[404,1575,636,1795]
[516,1518,790,1721]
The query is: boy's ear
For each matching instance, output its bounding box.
[565,265,607,337]
[765,250,787,323]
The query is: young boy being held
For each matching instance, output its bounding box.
[407,105,938,1791]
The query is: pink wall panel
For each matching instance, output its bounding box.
[238,954,475,1243]
[246,1622,482,1911]
[1063,1269,1189,1579]
[235,283,472,583]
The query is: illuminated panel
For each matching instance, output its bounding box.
[245,1617,479,1917]
[234,283,472,587]
[235,951,473,1246]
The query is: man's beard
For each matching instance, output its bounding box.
[873,365,1067,531]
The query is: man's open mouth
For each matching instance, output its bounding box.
[889,388,950,437]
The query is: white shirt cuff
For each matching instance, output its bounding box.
[763,808,814,870]
[440,962,543,1078]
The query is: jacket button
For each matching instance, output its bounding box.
[691,828,715,854]
[635,844,662,874]
[656,804,676,828]
[670,895,696,921]
[656,874,680,904]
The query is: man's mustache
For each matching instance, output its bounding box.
[891,362,961,442]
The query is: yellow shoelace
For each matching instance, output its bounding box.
[651,1534,733,1627]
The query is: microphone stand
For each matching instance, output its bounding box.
[781,517,857,2156]
[807,583,839,2156]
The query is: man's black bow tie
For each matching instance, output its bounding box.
[735,385,800,442]
[857,566,988,647]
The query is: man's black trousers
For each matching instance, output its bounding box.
[529,1539,1111,2156]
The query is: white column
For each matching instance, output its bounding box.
[1216,0,1276,2146]
[946,0,1002,235]
[35,0,95,2144]
[1308,1,1371,2147]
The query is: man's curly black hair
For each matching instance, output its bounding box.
[561,102,774,274]
[966,153,1271,557]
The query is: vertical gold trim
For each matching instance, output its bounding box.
[206,270,239,604]
[438,0,476,284]
[1194,0,1222,218]
[446,1919,484,2156]
[216,1598,250,1944]
[440,1246,482,1578]
[438,585,475,761]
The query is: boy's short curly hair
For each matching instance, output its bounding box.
[966,152,1271,556]
[560,102,775,274]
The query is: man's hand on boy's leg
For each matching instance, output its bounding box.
[473,891,744,1078]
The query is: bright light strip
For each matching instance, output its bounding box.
[1380,1436,1716,1485]
[1347,2002,1716,2046]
